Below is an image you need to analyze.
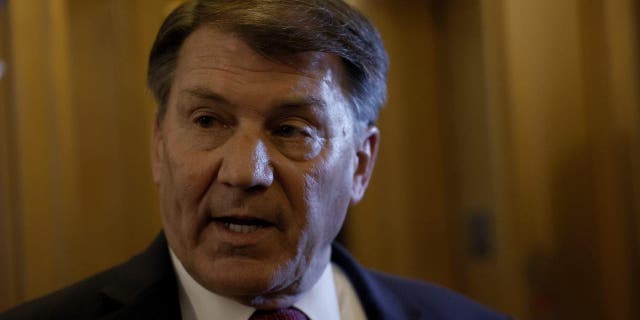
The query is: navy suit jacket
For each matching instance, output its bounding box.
[0,233,509,319]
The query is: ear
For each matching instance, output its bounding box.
[150,115,164,184]
[350,125,380,206]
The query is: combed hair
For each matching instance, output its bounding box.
[147,0,389,124]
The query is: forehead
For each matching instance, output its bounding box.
[175,26,347,88]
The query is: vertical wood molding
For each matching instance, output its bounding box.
[8,0,78,299]
[346,0,454,286]
[433,0,534,315]
[10,0,55,300]
[0,0,21,311]
[498,1,606,319]
[596,0,640,318]
[480,0,530,317]
[47,0,79,291]
[433,0,507,308]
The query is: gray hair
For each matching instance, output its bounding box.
[147,0,389,125]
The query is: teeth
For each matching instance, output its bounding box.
[223,222,260,233]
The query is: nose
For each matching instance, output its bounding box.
[217,132,274,191]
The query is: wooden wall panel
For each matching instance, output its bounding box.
[0,0,20,310]
[588,0,640,318]
[346,0,454,287]
[480,0,531,316]
[479,0,640,319]
[1,0,166,307]
[503,1,602,319]
[1,1,638,319]
[61,0,162,287]
[433,0,510,312]
[9,0,68,301]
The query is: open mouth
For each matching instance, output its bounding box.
[212,217,273,234]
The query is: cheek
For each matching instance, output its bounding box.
[158,139,218,237]
[160,147,196,205]
[163,132,217,195]
[302,157,353,242]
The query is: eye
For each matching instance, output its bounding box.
[195,115,216,128]
[274,123,313,138]
[271,121,323,161]
[276,125,302,137]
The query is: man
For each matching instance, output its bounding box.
[1,1,509,319]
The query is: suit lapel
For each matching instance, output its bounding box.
[331,242,422,320]
[103,278,181,320]
[99,233,182,320]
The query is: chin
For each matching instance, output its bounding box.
[191,254,298,301]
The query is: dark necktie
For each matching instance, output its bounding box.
[249,307,309,320]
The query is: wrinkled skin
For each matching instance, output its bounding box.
[151,26,379,308]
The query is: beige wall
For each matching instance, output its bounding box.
[1,1,639,319]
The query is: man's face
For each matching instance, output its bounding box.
[151,27,378,307]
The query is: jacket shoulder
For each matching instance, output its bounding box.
[369,270,510,320]
[331,242,510,320]
[0,263,127,320]
[0,234,176,320]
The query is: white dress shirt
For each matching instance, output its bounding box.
[170,249,366,320]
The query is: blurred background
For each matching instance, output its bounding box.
[0,0,638,319]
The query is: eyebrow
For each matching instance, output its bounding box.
[277,96,327,110]
[180,86,328,112]
[181,87,233,107]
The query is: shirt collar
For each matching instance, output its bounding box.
[169,249,341,320]
[293,259,341,320]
